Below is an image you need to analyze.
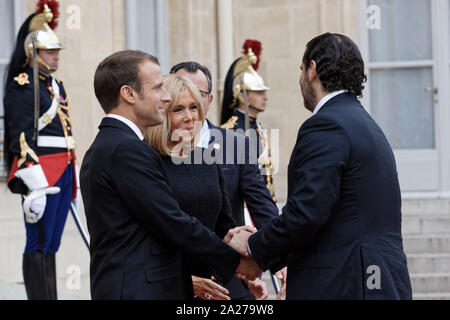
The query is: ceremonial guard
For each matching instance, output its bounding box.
[221,40,276,202]
[3,0,76,299]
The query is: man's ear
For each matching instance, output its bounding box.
[208,93,213,105]
[308,60,318,83]
[119,85,137,104]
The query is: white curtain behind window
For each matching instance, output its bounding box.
[0,1,15,62]
[371,68,434,149]
[125,0,169,72]
[367,0,435,150]
[368,0,432,62]
[1,1,16,178]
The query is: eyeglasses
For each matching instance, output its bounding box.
[198,89,210,98]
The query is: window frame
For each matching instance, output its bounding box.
[1,0,24,180]
[125,0,169,73]
[357,0,450,195]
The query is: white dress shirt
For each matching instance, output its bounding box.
[106,114,144,140]
[196,120,211,149]
[312,90,348,115]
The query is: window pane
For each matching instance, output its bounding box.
[0,115,4,178]
[0,64,5,177]
[135,0,157,54]
[0,1,15,178]
[370,68,434,149]
[368,0,432,62]
[0,64,5,118]
[0,1,15,59]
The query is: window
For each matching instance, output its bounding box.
[0,0,23,179]
[366,0,435,150]
[359,0,450,192]
[125,0,169,72]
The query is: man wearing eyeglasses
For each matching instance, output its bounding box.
[170,62,282,300]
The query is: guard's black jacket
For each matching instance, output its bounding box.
[4,65,75,195]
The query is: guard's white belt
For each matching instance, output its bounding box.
[37,136,75,149]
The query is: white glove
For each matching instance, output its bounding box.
[23,187,61,223]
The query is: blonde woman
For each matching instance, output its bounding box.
[146,74,240,300]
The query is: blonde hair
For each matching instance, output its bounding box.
[146,74,205,156]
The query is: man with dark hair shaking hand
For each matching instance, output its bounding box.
[225,33,412,300]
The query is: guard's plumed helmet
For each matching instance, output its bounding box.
[232,39,269,104]
[24,0,63,71]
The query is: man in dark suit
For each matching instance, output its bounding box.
[80,50,260,300]
[226,33,412,300]
[170,62,281,300]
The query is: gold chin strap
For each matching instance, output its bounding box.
[37,55,56,73]
[24,54,56,74]
[248,103,265,113]
[18,132,40,167]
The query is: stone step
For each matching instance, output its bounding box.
[413,292,450,300]
[407,253,450,274]
[0,280,88,300]
[402,199,450,216]
[0,281,26,300]
[410,273,450,293]
[402,215,450,235]
[403,234,450,253]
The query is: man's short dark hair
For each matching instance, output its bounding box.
[94,50,159,113]
[302,33,367,96]
[169,61,212,94]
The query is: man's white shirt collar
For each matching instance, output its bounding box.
[106,114,144,140]
[312,90,348,115]
[196,120,210,148]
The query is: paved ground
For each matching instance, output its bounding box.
[0,272,280,300]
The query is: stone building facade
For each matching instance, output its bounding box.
[1,0,449,299]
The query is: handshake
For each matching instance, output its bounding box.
[223,226,262,281]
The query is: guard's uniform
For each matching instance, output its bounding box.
[5,65,76,253]
[2,1,76,300]
[221,109,276,202]
[219,39,278,299]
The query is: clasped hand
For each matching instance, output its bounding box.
[223,226,262,281]
[22,187,60,223]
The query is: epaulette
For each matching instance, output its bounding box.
[55,78,62,84]
[39,75,46,81]
[220,116,238,130]
[13,73,30,86]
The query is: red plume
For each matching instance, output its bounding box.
[242,39,262,70]
[35,0,60,30]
